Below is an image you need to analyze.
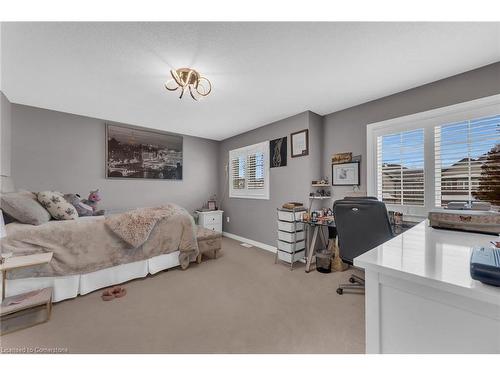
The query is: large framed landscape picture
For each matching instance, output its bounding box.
[106,124,183,180]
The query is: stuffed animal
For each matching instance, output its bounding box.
[63,193,94,217]
[82,189,105,216]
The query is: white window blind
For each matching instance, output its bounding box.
[377,129,425,206]
[435,114,500,207]
[229,141,270,199]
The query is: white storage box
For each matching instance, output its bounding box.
[277,240,305,252]
[277,209,305,222]
[278,230,305,242]
[277,250,305,263]
[278,221,304,232]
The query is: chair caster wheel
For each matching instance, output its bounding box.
[349,277,356,284]
[336,288,343,295]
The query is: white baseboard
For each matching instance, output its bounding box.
[222,232,277,253]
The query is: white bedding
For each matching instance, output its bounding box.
[2,251,181,302]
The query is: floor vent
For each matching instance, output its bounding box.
[240,243,253,248]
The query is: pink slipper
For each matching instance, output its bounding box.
[101,289,115,301]
[112,286,127,298]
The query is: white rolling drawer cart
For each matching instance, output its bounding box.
[275,207,306,270]
[196,210,223,232]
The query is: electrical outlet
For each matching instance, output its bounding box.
[226,216,230,223]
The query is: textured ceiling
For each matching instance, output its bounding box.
[2,22,499,140]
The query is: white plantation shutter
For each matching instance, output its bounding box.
[435,114,500,207]
[377,129,425,206]
[231,154,245,190]
[229,141,269,199]
[247,151,265,190]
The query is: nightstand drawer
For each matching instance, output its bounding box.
[203,215,222,225]
[206,224,222,232]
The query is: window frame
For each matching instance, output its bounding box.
[229,141,270,200]
[367,94,500,219]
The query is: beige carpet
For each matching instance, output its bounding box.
[0,237,365,353]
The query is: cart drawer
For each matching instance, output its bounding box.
[277,210,304,222]
[277,240,305,253]
[277,249,305,263]
[278,230,305,242]
[277,221,304,232]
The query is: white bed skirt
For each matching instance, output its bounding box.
[3,251,181,302]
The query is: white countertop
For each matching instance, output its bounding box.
[354,221,500,305]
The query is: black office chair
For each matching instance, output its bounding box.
[333,197,394,295]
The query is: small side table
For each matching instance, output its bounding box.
[1,252,53,335]
[196,210,223,233]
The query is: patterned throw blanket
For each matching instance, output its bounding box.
[105,205,188,248]
[2,204,199,279]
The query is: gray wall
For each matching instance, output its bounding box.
[11,104,219,212]
[323,62,500,198]
[218,111,323,246]
[0,91,12,178]
[220,62,500,246]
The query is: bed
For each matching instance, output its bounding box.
[0,206,222,302]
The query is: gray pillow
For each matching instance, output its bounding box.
[1,191,51,225]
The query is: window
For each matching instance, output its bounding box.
[435,115,500,207]
[377,129,425,206]
[229,141,270,199]
[367,94,500,216]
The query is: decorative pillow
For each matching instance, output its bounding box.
[1,191,52,225]
[37,191,78,220]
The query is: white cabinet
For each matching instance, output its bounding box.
[196,210,223,233]
[276,207,306,269]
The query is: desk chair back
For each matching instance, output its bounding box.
[333,198,393,264]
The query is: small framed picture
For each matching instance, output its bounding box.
[290,129,309,158]
[208,200,216,210]
[332,162,360,186]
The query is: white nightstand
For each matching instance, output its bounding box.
[196,210,223,233]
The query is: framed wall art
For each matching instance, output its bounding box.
[332,162,360,186]
[290,129,309,158]
[106,124,183,180]
[270,136,287,168]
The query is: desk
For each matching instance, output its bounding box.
[301,218,335,273]
[354,221,500,353]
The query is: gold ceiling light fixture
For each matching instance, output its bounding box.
[164,68,212,101]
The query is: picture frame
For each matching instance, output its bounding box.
[332,162,360,186]
[269,136,287,168]
[290,129,309,158]
[207,200,217,211]
[332,152,352,164]
[106,123,183,180]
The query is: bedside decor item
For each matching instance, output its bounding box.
[290,129,309,158]
[332,162,360,186]
[332,152,352,164]
[207,200,217,211]
[36,191,79,220]
[106,124,183,180]
[164,67,212,101]
[270,136,287,167]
